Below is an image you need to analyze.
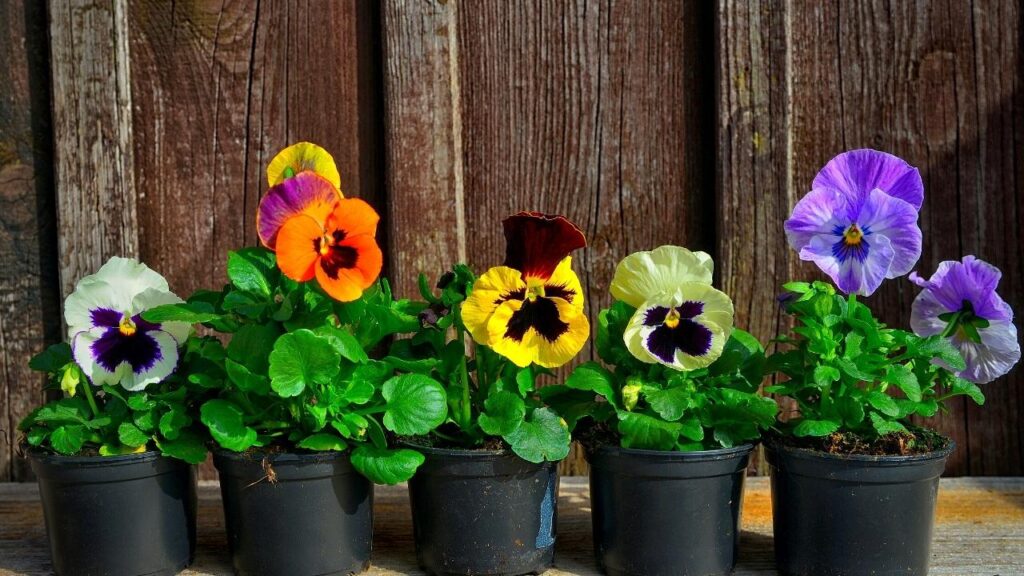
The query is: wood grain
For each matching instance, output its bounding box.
[381,0,465,299]
[716,0,1024,475]
[0,0,60,481]
[49,0,140,297]
[2,478,1022,575]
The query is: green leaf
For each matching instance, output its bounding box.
[29,343,73,373]
[678,417,705,442]
[158,405,190,440]
[227,323,280,374]
[643,386,693,422]
[836,396,865,426]
[884,365,921,402]
[949,377,985,405]
[225,359,271,394]
[200,399,257,452]
[227,247,277,297]
[155,429,208,464]
[813,365,841,388]
[126,393,156,411]
[617,411,682,451]
[792,419,840,437]
[297,433,348,452]
[869,412,908,436]
[867,391,900,417]
[515,367,536,395]
[314,325,370,364]
[118,422,150,448]
[916,336,967,371]
[350,446,425,485]
[564,362,618,407]
[382,374,448,435]
[50,425,86,455]
[504,407,571,463]
[268,330,342,397]
[141,302,219,324]
[782,281,811,293]
[478,390,527,436]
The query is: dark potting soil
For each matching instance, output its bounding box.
[574,420,622,455]
[768,427,950,456]
[401,428,509,452]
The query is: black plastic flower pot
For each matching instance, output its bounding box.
[766,440,954,576]
[213,449,373,576]
[587,444,754,576]
[28,450,197,576]
[406,444,560,576]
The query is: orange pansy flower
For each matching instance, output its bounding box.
[276,199,383,302]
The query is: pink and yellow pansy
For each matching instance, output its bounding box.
[462,212,590,368]
[257,142,382,302]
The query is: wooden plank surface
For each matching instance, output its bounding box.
[0,0,60,482]
[0,477,1021,575]
[716,0,1024,475]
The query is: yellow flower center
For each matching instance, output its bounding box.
[319,233,334,256]
[526,278,546,301]
[118,315,137,336]
[843,224,864,246]
[664,308,681,329]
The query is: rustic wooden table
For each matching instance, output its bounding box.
[0,477,1020,575]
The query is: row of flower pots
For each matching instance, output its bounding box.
[30,438,951,576]
[21,143,1017,576]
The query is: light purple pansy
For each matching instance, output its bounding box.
[64,258,191,391]
[785,149,923,296]
[910,256,1020,384]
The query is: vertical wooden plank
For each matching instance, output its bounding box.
[0,0,60,481]
[717,0,1023,475]
[49,0,139,298]
[126,0,382,479]
[453,0,711,474]
[381,0,464,299]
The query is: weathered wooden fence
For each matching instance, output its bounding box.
[0,0,1020,481]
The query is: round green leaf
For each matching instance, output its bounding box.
[268,330,341,397]
[156,429,208,464]
[297,433,348,452]
[200,399,257,452]
[118,422,150,448]
[616,411,681,451]
[792,418,840,437]
[350,446,425,485]
[382,374,447,435]
[50,425,86,455]
[505,407,571,463]
[478,390,526,436]
[564,362,618,407]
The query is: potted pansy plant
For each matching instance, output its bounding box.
[388,212,589,576]
[19,257,207,576]
[549,246,776,576]
[766,149,1021,576]
[147,142,448,576]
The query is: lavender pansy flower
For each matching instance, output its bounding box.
[785,150,923,296]
[64,257,191,391]
[910,256,1020,384]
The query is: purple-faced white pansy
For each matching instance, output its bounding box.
[611,246,734,371]
[64,257,191,391]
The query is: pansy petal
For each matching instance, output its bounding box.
[675,283,735,339]
[624,286,732,371]
[855,189,922,278]
[487,297,588,368]
[314,233,383,302]
[463,266,527,346]
[267,142,342,189]
[502,212,586,281]
[257,172,341,249]
[911,256,1012,323]
[131,288,191,344]
[953,321,1021,384]
[784,188,849,253]
[610,246,715,308]
[73,328,178,391]
[801,232,895,296]
[544,257,585,312]
[64,258,171,335]
[276,214,323,282]
[328,197,380,239]
[813,149,924,210]
[121,330,180,391]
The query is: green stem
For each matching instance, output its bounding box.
[82,382,101,418]
[354,405,387,416]
[452,306,473,430]
[940,311,963,339]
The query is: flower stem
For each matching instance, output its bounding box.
[81,383,101,418]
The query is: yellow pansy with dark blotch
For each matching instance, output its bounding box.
[462,212,590,368]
